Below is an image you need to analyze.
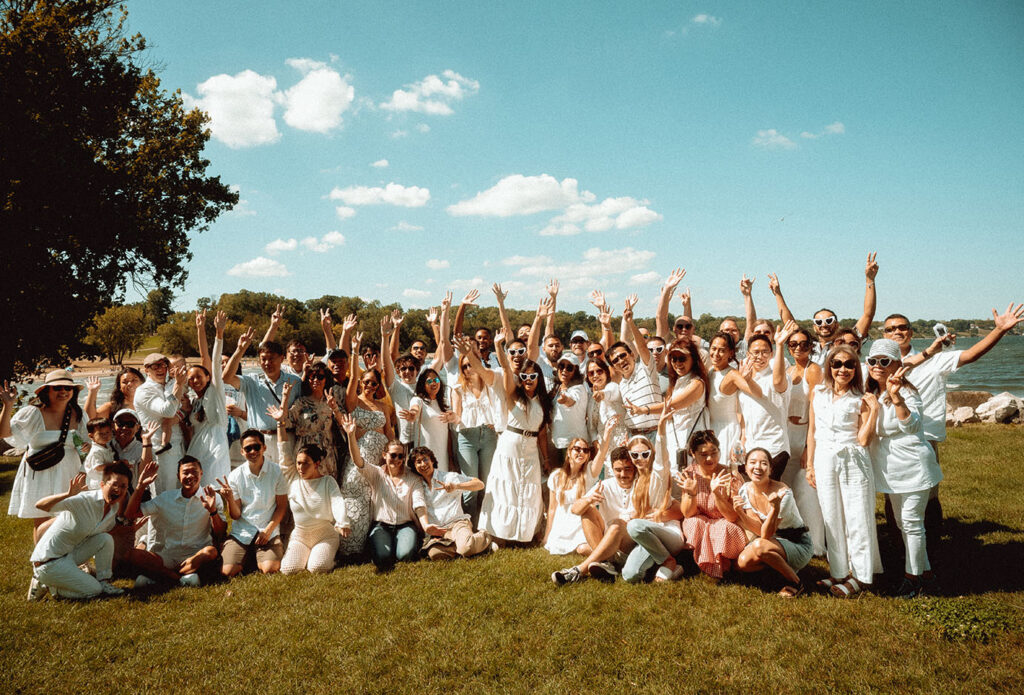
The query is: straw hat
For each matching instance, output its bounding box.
[34,369,83,396]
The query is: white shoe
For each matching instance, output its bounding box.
[99,580,125,596]
[27,577,48,601]
[179,573,200,587]
[134,575,155,589]
[489,541,500,554]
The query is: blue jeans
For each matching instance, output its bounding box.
[622,519,686,583]
[455,425,497,521]
[368,521,420,570]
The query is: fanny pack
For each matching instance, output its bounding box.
[27,406,73,472]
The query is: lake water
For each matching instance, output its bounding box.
[17,335,1024,404]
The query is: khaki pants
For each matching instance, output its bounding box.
[427,519,490,560]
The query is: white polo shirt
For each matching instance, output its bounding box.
[227,460,288,544]
[421,470,472,527]
[30,490,118,564]
[906,348,962,442]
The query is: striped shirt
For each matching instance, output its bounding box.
[620,354,661,431]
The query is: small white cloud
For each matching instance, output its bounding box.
[630,271,661,284]
[752,129,797,150]
[538,223,581,236]
[402,288,431,299]
[426,259,449,270]
[371,159,389,168]
[281,58,354,133]
[448,174,594,217]
[329,183,430,207]
[227,256,290,277]
[824,121,845,134]
[800,131,819,139]
[335,206,357,219]
[692,14,722,27]
[300,231,346,253]
[501,255,554,266]
[615,205,662,229]
[416,123,430,133]
[380,70,480,115]
[184,70,280,148]
[390,221,424,232]
[227,184,257,216]
[265,238,298,254]
[390,129,408,138]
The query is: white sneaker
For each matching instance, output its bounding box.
[99,580,125,596]
[134,575,155,589]
[489,541,500,554]
[179,573,200,587]
[27,577,48,601]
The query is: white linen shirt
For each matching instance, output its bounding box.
[870,390,944,494]
[421,470,472,527]
[227,461,288,544]
[739,367,791,455]
[906,348,962,442]
[619,355,661,432]
[142,490,221,561]
[30,490,118,564]
[361,464,426,525]
[134,379,183,444]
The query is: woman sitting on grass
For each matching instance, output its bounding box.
[733,448,813,597]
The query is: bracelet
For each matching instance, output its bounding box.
[142,444,152,448]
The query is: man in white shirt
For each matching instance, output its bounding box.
[410,446,491,560]
[28,465,131,600]
[219,430,288,577]
[134,352,187,493]
[608,306,662,440]
[126,457,225,587]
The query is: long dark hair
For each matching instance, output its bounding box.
[512,360,552,429]
[666,338,711,408]
[709,331,739,367]
[31,386,83,424]
[109,367,144,411]
[300,363,335,397]
[415,369,448,412]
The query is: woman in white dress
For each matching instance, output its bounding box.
[543,418,618,555]
[6,370,87,542]
[707,332,759,467]
[185,310,230,486]
[404,367,457,472]
[660,339,710,467]
[584,358,627,460]
[478,330,552,543]
[549,352,590,468]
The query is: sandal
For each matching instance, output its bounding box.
[830,577,868,599]
[816,576,846,590]
[779,580,805,599]
[654,564,686,582]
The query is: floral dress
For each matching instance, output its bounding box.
[289,395,337,477]
[334,405,386,557]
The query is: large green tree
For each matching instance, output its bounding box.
[85,303,146,364]
[0,0,237,377]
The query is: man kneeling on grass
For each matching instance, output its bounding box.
[28,466,131,601]
[551,447,637,585]
[125,457,224,588]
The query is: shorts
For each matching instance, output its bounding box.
[222,536,284,566]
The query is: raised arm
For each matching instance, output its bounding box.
[0,382,17,439]
[345,331,363,412]
[545,279,559,337]
[771,321,798,393]
[380,317,396,387]
[84,376,101,420]
[858,392,881,448]
[195,309,211,372]
[526,298,549,362]
[456,334,494,387]
[655,268,685,341]
[261,304,284,346]
[222,326,255,390]
[389,309,403,362]
[957,303,1024,368]
[493,330,516,403]
[855,252,879,339]
[740,274,757,343]
[436,291,454,367]
[767,273,796,324]
[589,416,620,480]
[425,306,441,347]
[125,462,158,519]
[492,283,514,341]
[452,289,479,339]
[339,313,357,356]
[320,308,337,352]
[624,299,650,365]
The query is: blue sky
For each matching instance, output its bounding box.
[124,1,1024,320]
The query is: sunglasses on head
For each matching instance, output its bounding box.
[866,356,894,368]
[674,321,693,331]
[883,324,911,333]
[787,340,810,350]
[507,347,527,357]
[518,372,539,383]
[813,316,837,327]
[628,450,652,461]
[648,345,665,355]
[830,359,858,370]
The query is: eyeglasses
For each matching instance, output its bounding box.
[813,316,837,327]
[648,345,665,355]
[867,356,894,367]
[385,452,405,461]
[830,359,858,370]
[507,347,527,357]
[628,450,652,461]
[674,321,693,331]
[425,377,441,385]
[883,324,911,334]
[49,385,74,392]
[787,341,810,350]
[243,444,263,453]
[569,446,589,454]
[586,350,603,358]
[518,373,539,383]
[609,352,630,365]
[586,370,605,379]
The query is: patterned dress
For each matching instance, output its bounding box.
[334,405,386,557]
[289,395,337,477]
[680,464,746,578]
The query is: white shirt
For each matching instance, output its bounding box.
[360,464,426,525]
[135,379,182,444]
[738,484,805,530]
[588,479,635,524]
[549,383,590,448]
[739,367,791,455]
[870,389,944,494]
[453,382,496,430]
[30,490,117,563]
[84,443,115,490]
[619,355,661,431]
[421,470,472,527]
[390,377,417,444]
[142,490,220,560]
[906,348,962,442]
[227,460,288,544]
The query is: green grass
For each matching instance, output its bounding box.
[2,424,1023,694]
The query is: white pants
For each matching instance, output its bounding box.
[815,445,881,583]
[889,490,931,575]
[155,441,185,494]
[281,523,338,575]
[781,454,825,556]
[33,533,113,599]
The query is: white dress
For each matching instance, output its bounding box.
[479,399,544,542]
[708,369,741,457]
[586,382,628,453]
[186,337,231,486]
[665,374,705,462]
[410,396,451,472]
[781,372,824,555]
[7,406,87,519]
[544,469,596,555]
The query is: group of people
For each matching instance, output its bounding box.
[5,255,1022,601]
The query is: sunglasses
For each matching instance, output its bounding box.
[518,372,539,383]
[411,345,427,351]
[362,380,380,388]
[507,347,527,357]
[628,450,652,461]
[787,341,810,350]
[609,352,630,365]
[648,345,665,355]
[813,316,837,327]
[867,356,894,367]
[114,420,137,428]
[460,363,472,371]
[570,337,587,344]
[49,385,75,392]
[557,363,575,371]
[308,374,327,381]
[668,352,690,363]
[425,377,441,385]
[883,324,911,333]
[674,321,693,330]
[243,444,263,453]
[586,350,603,358]
[830,359,858,370]
[385,452,405,461]
[569,445,589,454]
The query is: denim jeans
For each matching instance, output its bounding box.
[455,425,497,521]
[368,521,420,570]
[622,519,686,583]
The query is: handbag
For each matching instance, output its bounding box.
[26,405,74,472]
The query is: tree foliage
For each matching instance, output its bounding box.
[145,288,175,331]
[0,0,237,377]
[85,303,146,364]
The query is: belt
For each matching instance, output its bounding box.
[628,426,657,435]
[507,426,539,438]
[776,526,810,542]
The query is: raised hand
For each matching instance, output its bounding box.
[441,290,453,310]
[589,290,606,310]
[213,310,227,334]
[269,303,284,328]
[141,423,160,444]
[342,313,358,331]
[625,293,639,311]
[138,461,159,488]
[86,375,101,394]
[214,476,234,502]
[170,363,187,385]
[281,381,295,404]
[351,331,363,351]
[397,408,416,422]
[546,278,560,299]
[678,287,691,308]
[664,268,686,293]
[319,307,333,332]
[326,392,339,414]
[861,391,879,412]
[710,470,732,498]
[993,303,1024,332]
[677,469,698,497]
[767,273,781,296]
[603,415,619,441]
[236,326,256,353]
[0,381,17,406]
[380,316,394,338]
[195,308,207,329]
[266,404,286,422]
[774,319,799,347]
[200,486,218,514]
[492,283,508,303]
[538,296,554,317]
[68,472,87,496]
[493,330,506,346]
[460,289,479,307]
[338,412,358,435]
[865,252,879,281]
[740,274,754,297]
[426,306,439,325]
[886,366,911,403]
[598,307,612,327]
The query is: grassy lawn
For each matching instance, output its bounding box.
[1,424,1022,694]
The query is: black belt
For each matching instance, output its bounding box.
[507,426,539,438]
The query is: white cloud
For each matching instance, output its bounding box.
[300,231,346,253]
[800,131,819,140]
[184,70,280,148]
[335,206,357,219]
[227,256,290,277]
[426,259,450,270]
[752,129,797,150]
[824,121,846,134]
[371,159,389,168]
[265,238,297,254]
[692,14,722,27]
[329,183,430,207]
[402,288,431,299]
[380,70,480,115]
[280,58,354,133]
[390,221,424,232]
[538,223,581,237]
[390,129,408,138]
[447,174,594,217]
[516,247,656,290]
[501,255,554,266]
[416,123,430,133]
[227,184,256,216]
[540,196,663,235]
[630,271,661,284]
[616,205,662,229]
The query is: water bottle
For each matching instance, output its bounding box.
[731,443,745,474]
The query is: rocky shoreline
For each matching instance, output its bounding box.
[946,391,1024,426]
